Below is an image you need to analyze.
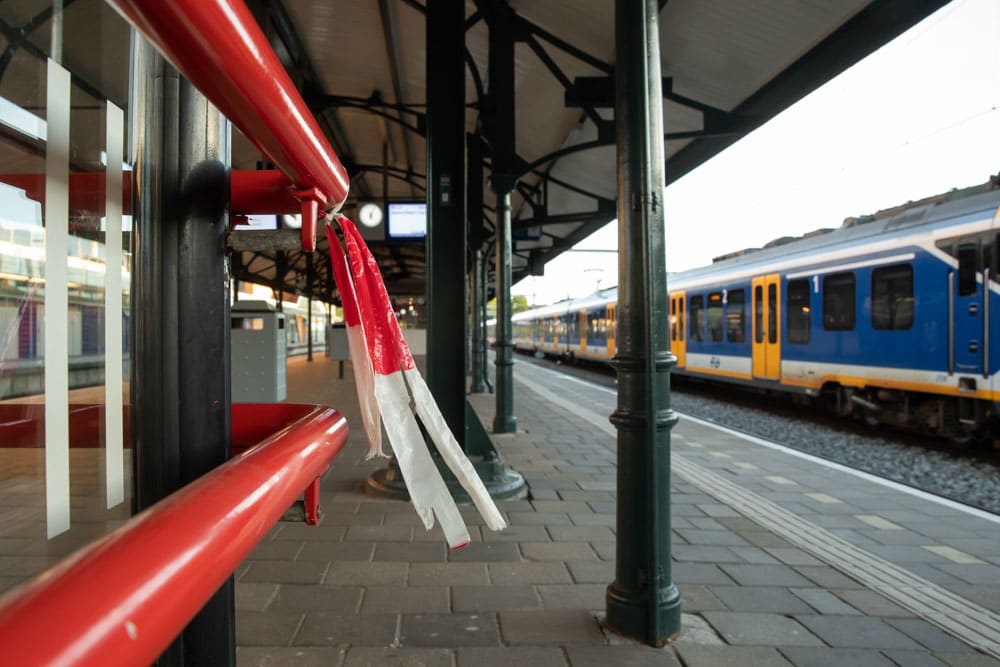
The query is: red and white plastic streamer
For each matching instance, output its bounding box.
[326,218,507,548]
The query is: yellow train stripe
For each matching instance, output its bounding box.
[782,374,1000,401]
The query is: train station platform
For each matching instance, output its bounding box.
[238,353,1000,666]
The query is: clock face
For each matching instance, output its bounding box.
[358,202,383,228]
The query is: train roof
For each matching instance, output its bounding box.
[669,175,1000,290]
[511,288,618,320]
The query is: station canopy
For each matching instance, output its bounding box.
[231,0,948,305]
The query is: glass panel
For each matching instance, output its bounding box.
[678,297,684,342]
[872,264,914,330]
[957,243,978,297]
[707,292,723,342]
[823,272,856,331]
[767,284,777,344]
[787,279,811,343]
[726,289,745,343]
[0,0,133,585]
[689,295,704,342]
[754,285,763,343]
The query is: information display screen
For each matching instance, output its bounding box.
[387,202,426,239]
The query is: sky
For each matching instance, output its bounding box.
[513,0,1000,306]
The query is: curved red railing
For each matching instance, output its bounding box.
[0,403,349,667]
[106,0,350,251]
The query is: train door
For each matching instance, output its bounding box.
[951,241,984,376]
[751,274,781,380]
[670,292,686,368]
[579,309,588,355]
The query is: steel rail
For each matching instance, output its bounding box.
[0,402,349,667]
[106,0,351,252]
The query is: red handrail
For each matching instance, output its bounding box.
[106,0,350,251]
[0,403,349,667]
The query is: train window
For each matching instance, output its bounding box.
[678,297,684,342]
[823,272,855,331]
[872,264,914,330]
[787,279,811,343]
[707,292,724,342]
[689,295,704,341]
[957,243,978,296]
[767,284,777,344]
[726,289,745,343]
[670,298,677,341]
[754,285,763,343]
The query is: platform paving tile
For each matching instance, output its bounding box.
[269,584,363,613]
[792,614,922,650]
[236,582,279,612]
[546,525,615,542]
[792,565,866,590]
[789,587,862,615]
[498,609,606,645]
[671,545,747,563]
[564,645,681,666]
[249,539,304,560]
[536,583,606,609]
[831,589,917,617]
[325,561,408,586]
[478,524,550,542]
[673,644,793,667]
[882,650,950,667]
[237,646,346,667]
[294,612,399,647]
[344,647,453,667]
[297,540,374,562]
[447,541,521,562]
[488,560,571,585]
[707,585,814,614]
[565,559,613,584]
[374,541,447,562]
[241,559,330,584]
[409,562,489,586]
[590,541,615,560]
[519,541,596,561]
[717,563,815,587]
[680,584,727,613]
[777,646,896,666]
[455,646,567,666]
[236,610,304,646]
[361,585,450,614]
[400,612,500,647]
[932,652,1000,666]
[885,618,981,653]
[451,584,540,611]
[503,511,573,526]
[701,612,824,647]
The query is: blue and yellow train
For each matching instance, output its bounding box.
[505,177,1000,441]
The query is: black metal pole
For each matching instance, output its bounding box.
[425,0,466,438]
[605,0,681,647]
[131,41,235,665]
[176,76,235,665]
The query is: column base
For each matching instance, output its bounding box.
[492,414,517,434]
[605,580,682,648]
[366,457,526,502]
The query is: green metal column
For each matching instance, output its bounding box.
[468,134,486,394]
[425,0,465,437]
[605,0,682,647]
[485,2,517,434]
[470,248,486,393]
[492,191,516,433]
